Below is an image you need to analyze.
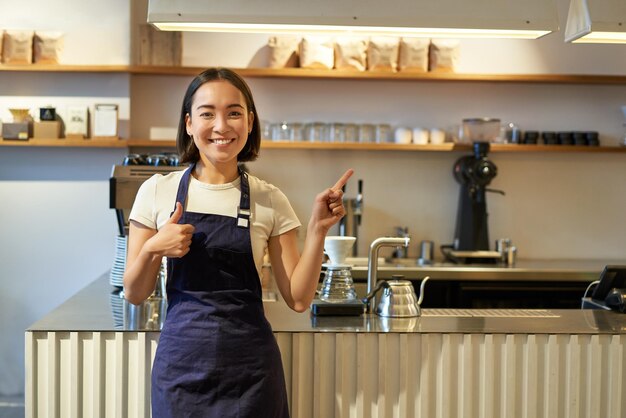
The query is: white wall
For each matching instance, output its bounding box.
[0,0,130,396]
[1,0,626,397]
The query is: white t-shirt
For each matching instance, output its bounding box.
[129,170,301,279]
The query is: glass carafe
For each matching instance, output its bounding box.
[319,265,357,302]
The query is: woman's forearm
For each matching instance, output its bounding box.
[268,168,354,312]
[282,222,327,312]
[123,223,163,305]
[123,247,162,305]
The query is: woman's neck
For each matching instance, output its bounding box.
[193,160,239,184]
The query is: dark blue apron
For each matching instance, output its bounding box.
[151,164,289,418]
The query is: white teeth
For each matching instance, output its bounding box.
[212,139,233,145]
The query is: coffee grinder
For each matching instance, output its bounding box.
[310,236,364,316]
[444,141,504,264]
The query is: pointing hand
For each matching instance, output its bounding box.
[310,169,354,234]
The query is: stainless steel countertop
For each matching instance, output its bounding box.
[348,258,625,281]
[27,273,626,335]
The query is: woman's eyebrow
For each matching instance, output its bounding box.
[195,103,245,110]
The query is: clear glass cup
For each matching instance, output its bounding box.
[359,123,376,143]
[289,122,304,141]
[271,122,290,141]
[376,124,392,143]
[328,122,346,142]
[305,122,328,142]
[260,120,272,140]
[445,124,463,143]
[503,122,521,144]
[345,123,359,142]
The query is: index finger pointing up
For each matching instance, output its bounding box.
[331,169,354,191]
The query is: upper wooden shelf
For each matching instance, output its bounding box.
[127,140,626,153]
[0,138,128,148]
[0,64,131,73]
[1,64,625,85]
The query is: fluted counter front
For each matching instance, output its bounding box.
[26,274,626,418]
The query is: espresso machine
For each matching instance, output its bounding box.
[443,142,504,264]
[110,153,185,236]
[338,179,363,256]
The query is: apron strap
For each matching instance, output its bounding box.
[173,163,195,215]
[237,167,251,229]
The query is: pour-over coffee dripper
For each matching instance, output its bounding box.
[9,108,32,123]
[324,236,356,266]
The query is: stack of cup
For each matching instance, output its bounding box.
[429,128,446,144]
[394,127,412,144]
[394,126,445,145]
[413,128,429,145]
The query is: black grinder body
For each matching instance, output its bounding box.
[453,142,498,251]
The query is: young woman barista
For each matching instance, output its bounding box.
[123,68,353,418]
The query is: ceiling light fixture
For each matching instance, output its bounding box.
[565,0,626,43]
[148,0,559,40]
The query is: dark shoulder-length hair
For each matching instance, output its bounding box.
[176,68,261,163]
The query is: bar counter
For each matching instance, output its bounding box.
[28,274,626,335]
[26,271,626,418]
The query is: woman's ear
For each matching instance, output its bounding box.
[185,113,192,135]
[248,111,255,134]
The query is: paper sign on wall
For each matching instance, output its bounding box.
[65,106,89,138]
[94,104,119,138]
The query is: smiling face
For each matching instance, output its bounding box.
[185,80,254,173]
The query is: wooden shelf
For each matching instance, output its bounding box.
[0,138,128,148]
[3,137,624,152]
[2,66,624,153]
[1,64,625,85]
[126,139,626,153]
[0,64,130,73]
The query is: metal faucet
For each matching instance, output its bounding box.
[366,236,410,313]
[391,226,410,259]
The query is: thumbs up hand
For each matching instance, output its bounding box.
[167,201,184,225]
[146,202,195,258]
